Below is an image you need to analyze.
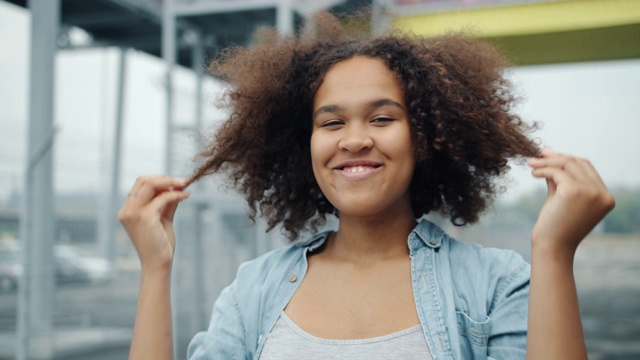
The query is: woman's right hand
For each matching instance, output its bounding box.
[118,175,190,272]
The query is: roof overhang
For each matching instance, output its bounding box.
[393,0,640,65]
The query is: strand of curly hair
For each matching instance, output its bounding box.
[186,12,540,240]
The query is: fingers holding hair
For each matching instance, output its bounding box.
[528,148,615,250]
[529,149,588,181]
[119,175,189,225]
[146,190,190,222]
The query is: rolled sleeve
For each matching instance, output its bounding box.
[188,282,247,360]
[487,261,530,359]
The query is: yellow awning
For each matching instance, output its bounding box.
[394,0,640,38]
[392,0,640,65]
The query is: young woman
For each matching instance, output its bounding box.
[119,13,615,359]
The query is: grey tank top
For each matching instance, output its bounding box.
[259,312,434,360]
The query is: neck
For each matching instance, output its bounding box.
[327,208,417,265]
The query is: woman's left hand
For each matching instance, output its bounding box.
[528,149,615,257]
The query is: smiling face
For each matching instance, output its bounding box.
[311,56,415,220]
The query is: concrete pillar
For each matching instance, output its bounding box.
[17,0,60,358]
[277,0,294,35]
[162,1,179,358]
[190,31,207,332]
[163,0,177,177]
[98,47,127,266]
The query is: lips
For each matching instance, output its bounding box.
[333,160,382,170]
[332,160,383,180]
[342,165,376,173]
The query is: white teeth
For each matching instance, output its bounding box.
[344,166,370,173]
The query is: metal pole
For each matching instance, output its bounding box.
[99,47,127,266]
[372,0,392,36]
[277,0,294,35]
[17,0,60,359]
[193,35,204,133]
[191,31,207,332]
[162,1,179,357]
[163,0,176,177]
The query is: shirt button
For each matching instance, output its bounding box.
[429,241,437,246]
[288,274,297,282]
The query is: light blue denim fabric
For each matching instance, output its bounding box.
[187,219,530,359]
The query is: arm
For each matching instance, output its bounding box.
[118,176,190,360]
[526,150,614,359]
[132,266,173,359]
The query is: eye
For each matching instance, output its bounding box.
[371,117,394,124]
[320,119,344,128]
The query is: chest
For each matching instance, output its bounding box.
[284,257,420,340]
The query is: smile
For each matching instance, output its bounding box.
[342,165,379,173]
[333,162,383,180]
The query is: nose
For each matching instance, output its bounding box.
[338,124,373,153]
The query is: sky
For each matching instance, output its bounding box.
[1,1,639,205]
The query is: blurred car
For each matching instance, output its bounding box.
[0,245,21,292]
[54,245,113,285]
[0,243,113,290]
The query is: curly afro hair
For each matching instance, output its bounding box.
[188,12,540,240]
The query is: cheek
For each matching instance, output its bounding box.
[386,128,416,178]
[309,133,327,178]
[310,132,340,196]
[382,128,413,158]
[310,133,319,164]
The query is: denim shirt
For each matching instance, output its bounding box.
[188,219,530,359]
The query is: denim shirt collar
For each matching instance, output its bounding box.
[294,230,331,252]
[294,219,445,254]
[410,219,445,252]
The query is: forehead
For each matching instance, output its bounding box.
[313,56,405,111]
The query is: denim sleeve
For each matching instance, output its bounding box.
[487,261,530,359]
[187,281,247,360]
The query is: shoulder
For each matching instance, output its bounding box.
[441,232,530,314]
[443,237,530,357]
[414,220,529,311]
[189,231,331,359]
[415,219,529,278]
[445,234,530,279]
[233,231,329,296]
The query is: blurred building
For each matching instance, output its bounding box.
[0,0,638,359]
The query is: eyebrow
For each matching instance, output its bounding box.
[312,98,405,120]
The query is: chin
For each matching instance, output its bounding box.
[331,200,402,220]
[323,189,414,220]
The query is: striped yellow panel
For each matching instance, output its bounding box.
[393,0,640,38]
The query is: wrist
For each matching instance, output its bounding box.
[530,240,576,267]
[140,261,173,278]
